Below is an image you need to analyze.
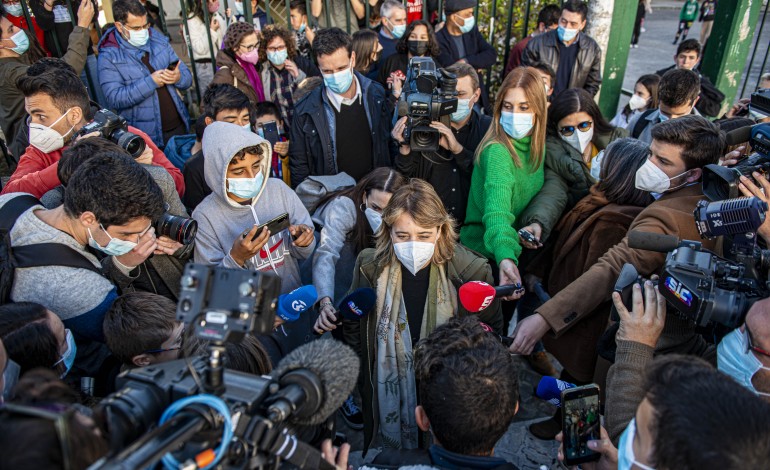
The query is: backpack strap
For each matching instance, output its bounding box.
[0,195,41,232]
[632,109,656,139]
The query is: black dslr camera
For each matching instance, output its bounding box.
[397,57,458,152]
[702,123,770,200]
[155,204,197,245]
[79,109,146,158]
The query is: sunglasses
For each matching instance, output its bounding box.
[559,120,593,137]
[746,326,770,359]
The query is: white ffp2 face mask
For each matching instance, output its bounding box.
[634,159,689,194]
[393,241,435,275]
[560,126,593,154]
[29,108,75,153]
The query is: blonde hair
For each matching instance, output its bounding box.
[374,179,457,267]
[476,67,547,172]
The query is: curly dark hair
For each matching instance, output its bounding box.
[258,24,298,64]
[395,20,440,57]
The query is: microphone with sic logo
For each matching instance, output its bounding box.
[276,285,318,323]
[314,288,377,335]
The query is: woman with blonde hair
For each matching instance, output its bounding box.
[343,179,503,454]
[460,66,548,308]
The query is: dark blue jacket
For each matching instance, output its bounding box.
[97,27,192,146]
[288,71,396,188]
[435,25,496,112]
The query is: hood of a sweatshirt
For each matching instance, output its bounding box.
[202,121,272,209]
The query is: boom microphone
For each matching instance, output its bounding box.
[459,281,524,312]
[628,231,679,253]
[276,285,318,322]
[535,376,576,407]
[267,339,359,427]
[725,124,754,147]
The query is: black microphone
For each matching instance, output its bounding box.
[266,339,359,427]
[314,288,377,335]
[628,231,679,253]
[725,124,755,147]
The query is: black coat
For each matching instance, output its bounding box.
[288,71,396,188]
[435,26,497,112]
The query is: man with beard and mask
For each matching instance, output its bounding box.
[97,0,192,147]
[391,63,490,225]
[507,116,725,371]
[629,68,701,143]
[192,121,317,356]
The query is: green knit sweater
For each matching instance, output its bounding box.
[460,136,544,264]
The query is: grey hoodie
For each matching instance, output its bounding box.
[192,121,315,294]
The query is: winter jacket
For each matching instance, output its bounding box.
[182,12,225,61]
[288,71,396,188]
[435,26,496,112]
[1,126,184,198]
[97,27,192,147]
[522,29,602,97]
[211,49,261,103]
[0,26,89,159]
[518,127,627,241]
[343,245,503,452]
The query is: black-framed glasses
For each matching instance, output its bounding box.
[746,326,770,359]
[143,328,184,355]
[121,22,151,31]
[559,120,593,137]
[239,41,260,52]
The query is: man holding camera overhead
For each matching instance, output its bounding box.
[391,63,490,225]
[1,62,183,198]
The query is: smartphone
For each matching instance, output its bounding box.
[167,59,180,71]
[261,120,280,147]
[518,228,539,245]
[248,212,290,241]
[562,384,602,466]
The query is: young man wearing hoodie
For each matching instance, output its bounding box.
[192,121,317,355]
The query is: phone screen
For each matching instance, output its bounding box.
[562,386,601,465]
[262,121,280,147]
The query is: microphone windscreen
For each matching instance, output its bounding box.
[276,285,318,322]
[271,339,359,426]
[628,231,679,253]
[725,124,753,146]
[337,288,377,321]
[535,376,576,408]
[459,281,496,313]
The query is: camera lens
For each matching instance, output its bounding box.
[413,130,435,148]
[155,213,198,245]
[113,129,147,158]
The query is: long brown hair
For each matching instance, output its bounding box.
[316,167,408,254]
[476,67,547,172]
[352,29,380,74]
[374,179,457,267]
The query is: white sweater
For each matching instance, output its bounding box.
[183,12,225,60]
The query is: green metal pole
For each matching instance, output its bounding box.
[200,0,218,73]
[156,0,169,36]
[286,0,293,28]
[596,0,637,119]
[701,0,764,114]
[244,0,254,26]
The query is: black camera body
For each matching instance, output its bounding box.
[79,109,146,158]
[398,57,458,152]
[703,123,770,200]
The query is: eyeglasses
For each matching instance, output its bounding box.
[122,22,151,31]
[559,120,593,137]
[239,41,260,52]
[266,45,286,53]
[746,326,770,359]
[143,328,184,355]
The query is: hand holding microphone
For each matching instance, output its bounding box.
[275,285,318,328]
[313,288,377,335]
[459,281,525,312]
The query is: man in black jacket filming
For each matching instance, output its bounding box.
[391,63,491,226]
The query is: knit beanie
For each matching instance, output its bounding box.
[445,0,476,12]
[224,22,257,51]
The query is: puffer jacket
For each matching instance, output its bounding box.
[97,27,192,146]
[519,126,627,240]
[342,245,503,454]
[522,29,602,96]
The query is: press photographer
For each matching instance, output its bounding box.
[1,62,184,198]
[392,61,490,224]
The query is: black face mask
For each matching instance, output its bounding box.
[407,40,429,56]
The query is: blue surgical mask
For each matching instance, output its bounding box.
[500,111,533,139]
[298,22,306,34]
[54,329,77,378]
[389,20,406,39]
[323,62,354,95]
[2,29,30,55]
[228,172,264,199]
[451,98,472,123]
[557,25,579,43]
[658,109,670,122]
[618,419,656,470]
[125,27,150,47]
[88,224,139,256]
[267,49,288,66]
[5,2,23,16]
[718,327,770,397]
[454,14,475,34]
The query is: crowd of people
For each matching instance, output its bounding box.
[1,0,770,468]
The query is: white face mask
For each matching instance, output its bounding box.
[718,327,770,397]
[617,419,656,470]
[589,149,605,180]
[629,94,648,111]
[364,208,382,233]
[560,126,594,154]
[29,108,75,153]
[394,240,435,275]
[634,159,689,194]
[88,224,139,256]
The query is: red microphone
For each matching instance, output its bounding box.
[458,281,524,312]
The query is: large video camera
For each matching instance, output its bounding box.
[702,123,770,200]
[78,109,147,158]
[90,264,359,470]
[397,57,459,152]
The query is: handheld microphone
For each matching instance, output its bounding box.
[314,288,377,335]
[478,321,513,347]
[535,376,576,407]
[628,231,680,253]
[459,281,524,312]
[276,285,318,323]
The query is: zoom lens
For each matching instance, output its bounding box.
[155,213,198,245]
[113,129,147,158]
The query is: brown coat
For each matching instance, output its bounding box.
[538,187,645,382]
[536,184,719,338]
[211,49,260,103]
